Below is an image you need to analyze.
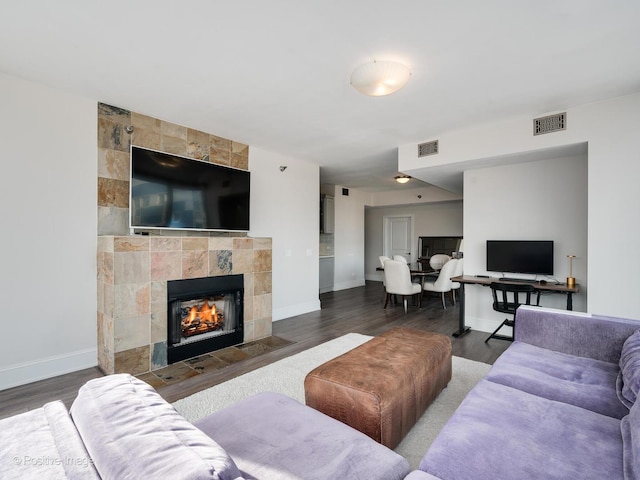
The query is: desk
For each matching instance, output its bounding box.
[451,275,580,338]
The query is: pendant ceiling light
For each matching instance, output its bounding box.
[350,60,411,96]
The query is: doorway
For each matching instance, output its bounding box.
[383,215,414,263]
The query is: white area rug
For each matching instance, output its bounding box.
[173,333,491,469]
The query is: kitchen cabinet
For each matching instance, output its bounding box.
[319,256,334,293]
[320,195,334,234]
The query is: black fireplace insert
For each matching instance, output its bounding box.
[167,275,244,364]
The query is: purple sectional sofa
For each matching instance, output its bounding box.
[2,305,639,479]
[413,305,640,480]
[0,373,412,480]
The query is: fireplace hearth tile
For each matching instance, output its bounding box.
[238,336,292,357]
[136,372,166,390]
[211,347,250,364]
[153,362,199,385]
[185,354,228,373]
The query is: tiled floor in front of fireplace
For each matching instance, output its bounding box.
[137,336,293,389]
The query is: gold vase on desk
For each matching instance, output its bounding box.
[566,255,576,287]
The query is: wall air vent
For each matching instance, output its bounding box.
[418,140,439,157]
[533,112,566,136]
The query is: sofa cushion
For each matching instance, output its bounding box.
[0,400,100,480]
[486,341,628,419]
[420,379,623,480]
[70,374,244,480]
[619,329,640,408]
[195,392,411,480]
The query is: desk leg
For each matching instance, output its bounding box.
[567,292,573,311]
[452,283,471,337]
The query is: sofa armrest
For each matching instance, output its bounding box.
[515,306,640,363]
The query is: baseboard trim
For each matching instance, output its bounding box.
[0,348,97,391]
[273,300,321,321]
[333,279,366,291]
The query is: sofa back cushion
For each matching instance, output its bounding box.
[619,329,640,408]
[70,374,244,480]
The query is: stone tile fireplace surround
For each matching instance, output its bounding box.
[97,235,272,375]
[97,103,272,375]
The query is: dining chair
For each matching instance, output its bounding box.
[392,255,408,263]
[451,258,464,302]
[429,254,451,271]
[422,258,458,309]
[383,260,422,313]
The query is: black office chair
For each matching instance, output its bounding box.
[485,282,540,343]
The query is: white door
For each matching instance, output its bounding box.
[384,216,413,263]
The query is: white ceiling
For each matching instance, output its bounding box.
[1,1,639,192]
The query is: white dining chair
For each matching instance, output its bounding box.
[423,258,458,309]
[429,254,451,271]
[451,258,464,302]
[383,260,422,313]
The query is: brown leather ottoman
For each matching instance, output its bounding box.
[304,327,452,449]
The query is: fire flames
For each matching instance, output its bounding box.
[181,300,224,337]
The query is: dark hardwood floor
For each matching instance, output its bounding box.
[0,281,509,420]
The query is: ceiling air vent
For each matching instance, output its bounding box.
[533,112,566,136]
[418,140,439,157]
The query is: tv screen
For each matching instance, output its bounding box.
[486,240,554,275]
[130,146,250,232]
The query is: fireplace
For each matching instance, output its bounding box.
[167,275,244,364]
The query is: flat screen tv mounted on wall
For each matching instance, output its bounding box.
[486,240,554,276]
[130,146,250,232]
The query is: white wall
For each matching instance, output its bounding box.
[332,186,368,291]
[364,201,463,281]
[0,73,97,390]
[400,91,640,320]
[249,148,321,320]
[464,155,588,333]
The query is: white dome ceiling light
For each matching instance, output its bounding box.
[350,60,412,97]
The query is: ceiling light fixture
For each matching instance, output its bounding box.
[395,175,411,184]
[350,60,411,97]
